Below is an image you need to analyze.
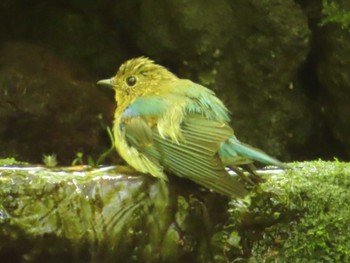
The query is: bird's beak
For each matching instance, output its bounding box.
[97,78,115,88]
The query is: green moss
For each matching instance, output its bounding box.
[0,158,28,166]
[220,160,350,262]
[0,161,349,261]
[321,0,350,30]
[0,166,226,262]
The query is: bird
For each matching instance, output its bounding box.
[97,57,284,198]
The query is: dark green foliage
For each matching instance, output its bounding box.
[321,0,350,30]
[220,160,350,262]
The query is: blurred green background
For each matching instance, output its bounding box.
[0,0,349,165]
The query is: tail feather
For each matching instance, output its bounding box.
[219,136,285,168]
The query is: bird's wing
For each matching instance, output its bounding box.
[163,79,231,122]
[121,96,169,119]
[161,80,284,168]
[151,115,247,198]
[120,85,247,198]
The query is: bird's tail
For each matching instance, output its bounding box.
[219,136,286,168]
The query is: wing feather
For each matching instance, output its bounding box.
[119,81,247,197]
[122,114,247,197]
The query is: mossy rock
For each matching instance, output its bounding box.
[0,160,349,262]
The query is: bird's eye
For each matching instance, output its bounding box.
[126,76,137,87]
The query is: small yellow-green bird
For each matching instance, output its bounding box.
[98,57,284,198]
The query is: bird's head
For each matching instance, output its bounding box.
[97,57,177,104]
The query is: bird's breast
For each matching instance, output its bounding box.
[112,113,166,179]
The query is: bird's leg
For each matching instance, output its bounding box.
[243,163,264,184]
[228,165,255,185]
